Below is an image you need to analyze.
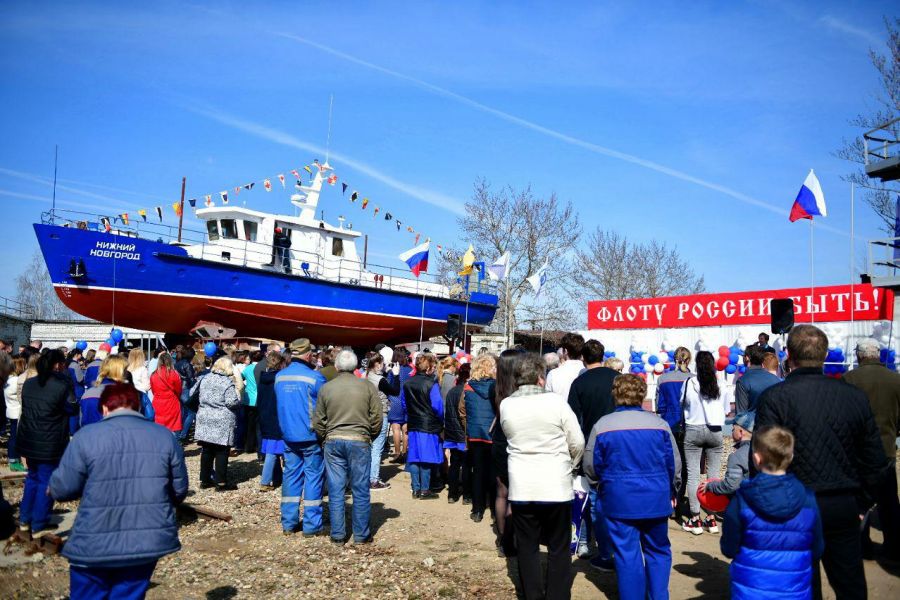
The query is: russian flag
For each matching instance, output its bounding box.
[789,169,827,222]
[399,241,429,277]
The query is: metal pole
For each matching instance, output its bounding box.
[51,145,58,215]
[810,219,815,323]
[363,235,368,270]
[177,177,186,243]
[419,294,426,345]
[850,182,855,345]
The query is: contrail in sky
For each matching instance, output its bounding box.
[181,103,467,216]
[0,188,124,214]
[0,167,132,209]
[275,32,848,237]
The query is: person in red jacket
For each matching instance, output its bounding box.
[150,353,182,433]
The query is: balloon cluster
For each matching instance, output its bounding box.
[629,349,676,377]
[454,350,471,364]
[716,345,746,375]
[879,347,897,372]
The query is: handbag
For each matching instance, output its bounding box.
[141,393,155,421]
[186,374,205,413]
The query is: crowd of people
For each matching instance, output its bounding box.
[0,323,897,599]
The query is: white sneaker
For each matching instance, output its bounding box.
[704,516,719,534]
[682,517,703,535]
[576,542,591,558]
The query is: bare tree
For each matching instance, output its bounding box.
[573,228,705,300]
[444,179,581,344]
[834,17,899,232]
[15,250,78,320]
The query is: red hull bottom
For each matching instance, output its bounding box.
[55,286,460,345]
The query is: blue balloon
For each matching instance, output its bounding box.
[105,337,116,347]
[76,340,88,351]
[778,351,787,360]
[606,351,615,358]
[738,364,747,374]
[725,364,737,375]
[110,328,124,343]
[203,341,217,357]
[667,350,675,360]
[648,355,659,366]
[728,353,739,365]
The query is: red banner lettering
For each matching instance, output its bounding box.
[587,284,894,330]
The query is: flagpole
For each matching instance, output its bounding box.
[177,177,186,243]
[850,182,855,343]
[51,144,58,216]
[810,218,815,324]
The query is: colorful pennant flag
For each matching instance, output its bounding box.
[415,233,421,245]
[172,202,183,217]
[278,174,286,188]
[100,217,111,232]
[373,206,380,217]
[120,213,129,225]
[155,207,163,222]
[362,198,369,209]
[396,220,402,231]
[220,191,229,204]
[138,209,147,222]
[385,213,392,221]
[350,191,359,202]
[291,169,301,180]
[234,186,241,196]
[407,226,414,233]
[205,195,212,207]
[342,182,348,194]
[244,182,254,191]
[327,174,337,185]
[189,198,197,208]
[264,179,272,192]
[303,165,312,175]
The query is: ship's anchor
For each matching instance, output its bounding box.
[68,258,87,280]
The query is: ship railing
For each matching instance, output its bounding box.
[42,208,498,301]
[0,295,36,321]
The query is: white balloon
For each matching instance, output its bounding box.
[644,363,653,373]
[642,353,650,364]
[653,363,664,374]
[656,352,668,364]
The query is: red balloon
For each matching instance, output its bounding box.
[718,346,730,357]
[715,356,729,371]
[698,479,730,513]
[99,343,111,352]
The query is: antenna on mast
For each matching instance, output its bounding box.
[325,94,334,164]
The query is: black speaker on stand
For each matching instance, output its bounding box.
[445,314,461,353]
[770,299,795,334]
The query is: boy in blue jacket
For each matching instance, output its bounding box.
[721,425,824,599]
[584,373,681,600]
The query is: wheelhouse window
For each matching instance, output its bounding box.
[206,220,219,241]
[220,219,238,239]
[242,220,258,242]
[332,238,344,257]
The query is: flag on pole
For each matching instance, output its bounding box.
[789,169,827,222]
[220,191,229,204]
[527,261,549,296]
[278,174,286,188]
[459,245,476,276]
[487,251,511,281]
[138,209,147,222]
[155,206,163,222]
[172,202,183,217]
[399,241,430,277]
[264,179,272,192]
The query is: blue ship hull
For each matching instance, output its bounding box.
[34,224,497,345]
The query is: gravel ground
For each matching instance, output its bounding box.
[0,441,898,599]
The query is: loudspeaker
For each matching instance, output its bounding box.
[770,299,795,334]
[446,314,461,339]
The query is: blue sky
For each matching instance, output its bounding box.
[0,1,896,315]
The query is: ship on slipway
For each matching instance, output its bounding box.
[33,163,498,344]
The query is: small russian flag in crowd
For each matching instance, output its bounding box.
[789,169,827,222]
[399,241,430,277]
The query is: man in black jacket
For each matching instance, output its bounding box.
[755,325,888,600]
[568,339,618,565]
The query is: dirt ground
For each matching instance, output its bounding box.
[0,447,898,599]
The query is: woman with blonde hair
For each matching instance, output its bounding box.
[80,355,129,427]
[461,353,497,522]
[5,357,26,471]
[436,356,459,401]
[191,356,241,491]
[127,348,150,395]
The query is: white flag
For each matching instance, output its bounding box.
[527,260,549,296]
[487,251,510,281]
